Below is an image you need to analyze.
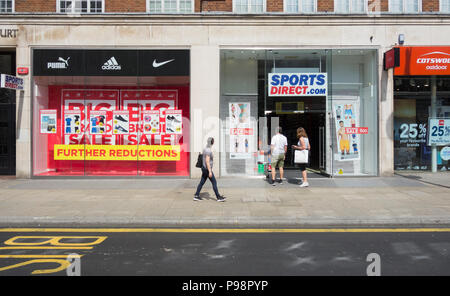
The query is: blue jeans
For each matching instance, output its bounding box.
[195,167,220,198]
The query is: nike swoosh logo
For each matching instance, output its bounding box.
[152,59,175,68]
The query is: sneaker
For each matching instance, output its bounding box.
[115,115,128,122]
[299,182,309,188]
[193,195,202,201]
[217,196,226,202]
[271,180,276,186]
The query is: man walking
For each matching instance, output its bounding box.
[270,127,288,185]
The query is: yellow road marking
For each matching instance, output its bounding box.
[1,228,450,233]
[0,259,71,274]
[0,255,83,258]
[0,246,93,250]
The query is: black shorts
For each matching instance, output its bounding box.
[298,163,307,171]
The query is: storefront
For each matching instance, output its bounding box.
[220,49,379,177]
[393,47,450,172]
[32,49,190,177]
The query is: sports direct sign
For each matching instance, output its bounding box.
[268,73,327,96]
[394,47,450,76]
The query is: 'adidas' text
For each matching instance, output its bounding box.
[102,57,122,70]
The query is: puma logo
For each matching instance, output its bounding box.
[58,57,70,67]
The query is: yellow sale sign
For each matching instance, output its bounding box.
[54,145,180,161]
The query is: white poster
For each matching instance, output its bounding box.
[89,110,108,135]
[165,109,182,135]
[64,110,82,135]
[333,99,361,161]
[40,109,57,134]
[142,110,161,135]
[229,102,252,159]
[113,110,130,135]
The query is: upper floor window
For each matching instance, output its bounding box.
[285,0,316,13]
[58,0,104,13]
[441,0,450,12]
[234,0,266,13]
[147,0,193,13]
[0,0,13,13]
[389,0,421,13]
[335,0,366,13]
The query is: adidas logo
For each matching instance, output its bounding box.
[102,57,122,70]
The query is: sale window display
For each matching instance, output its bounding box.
[32,49,190,177]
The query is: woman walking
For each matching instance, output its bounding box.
[292,127,311,187]
[194,137,226,202]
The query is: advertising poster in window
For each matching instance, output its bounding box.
[40,109,57,134]
[89,110,108,135]
[333,99,361,161]
[62,89,118,145]
[165,109,182,135]
[64,110,82,135]
[113,110,130,135]
[142,110,161,135]
[120,89,177,146]
[229,102,252,159]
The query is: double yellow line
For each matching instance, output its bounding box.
[1,228,450,233]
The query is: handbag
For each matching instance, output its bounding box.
[294,149,309,164]
[195,153,203,168]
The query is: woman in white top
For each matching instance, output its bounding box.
[292,127,311,187]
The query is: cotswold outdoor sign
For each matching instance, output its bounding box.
[394,46,450,76]
[268,73,328,96]
[33,49,190,76]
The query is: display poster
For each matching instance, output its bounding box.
[113,110,130,135]
[165,109,182,135]
[63,89,118,145]
[40,109,57,134]
[89,110,108,135]
[121,89,177,146]
[428,118,450,146]
[64,110,82,135]
[142,110,161,135]
[229,102,252,159]
[333,100,361,161]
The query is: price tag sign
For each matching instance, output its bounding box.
[428,118,450,146]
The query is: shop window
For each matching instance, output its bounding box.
[234,0,265,13]
[389,0,420,13]
[441,0,450,12]
[285,0,316,13]
[334,0,366,13]
[0,0,13,13]
[394,77,450,171]
[57,0,104,13]
[32,49,190,177]
[147,0,193,13]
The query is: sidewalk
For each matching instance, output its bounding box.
[0,172,449,227]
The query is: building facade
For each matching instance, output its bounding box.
[0,0,449,178]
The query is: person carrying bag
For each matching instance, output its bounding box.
[292,127,311,187]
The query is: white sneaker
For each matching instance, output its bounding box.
[299,182,309,188]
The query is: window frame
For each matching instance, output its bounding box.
[146,0,195,13]
[283,0,317,13]
[388,0,422,13]
[232,0,267,13]
[57,0,105,14]
[440,0,450,13]
[0,0,14,13]
[334,0,368,14]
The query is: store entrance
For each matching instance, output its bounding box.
[267,97,327,174]
[0,51,16,175]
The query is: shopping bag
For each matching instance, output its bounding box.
[294,150,308,164]
[195,153,203,168]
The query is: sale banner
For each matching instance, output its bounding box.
[54,144,181,161]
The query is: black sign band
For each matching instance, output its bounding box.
[33,49,190,77]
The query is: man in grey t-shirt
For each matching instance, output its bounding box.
[194,137,225,202]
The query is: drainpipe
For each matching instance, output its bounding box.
[431,75,437,173]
